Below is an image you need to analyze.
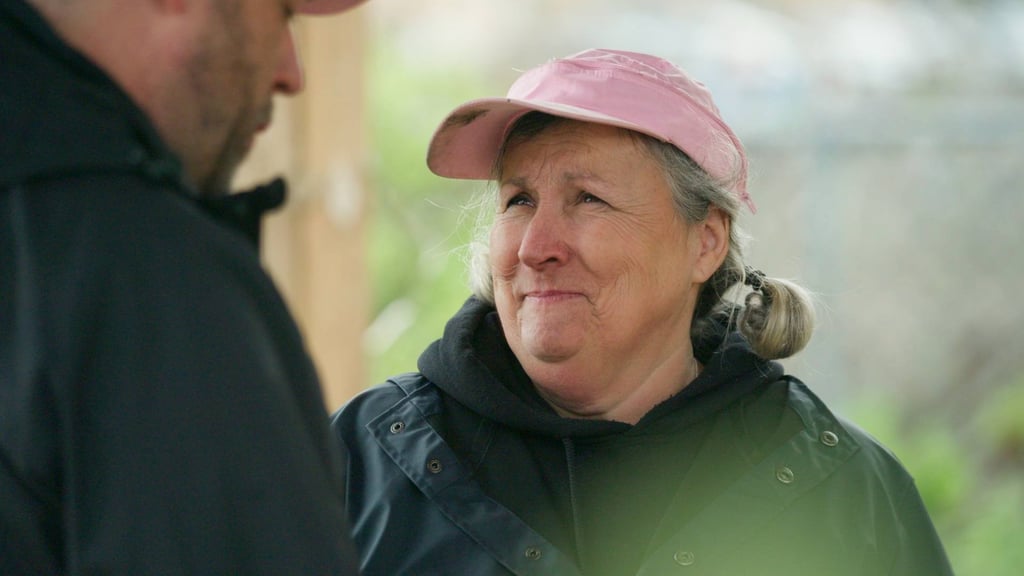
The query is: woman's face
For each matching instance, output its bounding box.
[491,121,717,422]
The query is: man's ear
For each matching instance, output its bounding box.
[692,206,730,284]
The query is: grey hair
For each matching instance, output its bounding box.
[467,112,814,360]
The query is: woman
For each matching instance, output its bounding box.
[333,49,953,575]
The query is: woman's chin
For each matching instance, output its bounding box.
[519,335,583,364]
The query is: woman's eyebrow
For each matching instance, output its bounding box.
[500,176,530,190]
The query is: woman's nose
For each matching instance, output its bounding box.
[517,207,570,268]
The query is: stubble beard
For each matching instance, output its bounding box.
[188,0,259,198]
[196,110,255,197]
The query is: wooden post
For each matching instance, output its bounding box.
[235,9,370,413]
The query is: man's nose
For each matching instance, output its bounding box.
[274,25,304,95]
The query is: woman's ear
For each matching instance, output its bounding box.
[692,206,730,283]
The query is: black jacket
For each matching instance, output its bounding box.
[1,1,359,573]
[333,298,953,575]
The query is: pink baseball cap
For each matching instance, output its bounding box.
[298,0,368,15]
[427,48,755,213]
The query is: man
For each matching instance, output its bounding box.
[1,0,367,573]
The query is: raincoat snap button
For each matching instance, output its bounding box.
[524,546,542,560]
[775,465,795,484]
[673,550,695,566]
[427,458,443,474]
[389,421,405,434]
[820,430,839,447]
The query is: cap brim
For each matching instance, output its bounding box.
[298,0,367,15]
[427,98,656,180]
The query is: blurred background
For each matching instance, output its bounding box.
[238,0,1024,573]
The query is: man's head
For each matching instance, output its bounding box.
[31,0,367,196]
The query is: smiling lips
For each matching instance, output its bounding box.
[524,290,584,303]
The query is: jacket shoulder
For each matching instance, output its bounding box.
[331,373,436,439]
[783,377,913,484]
[780,378,952,573]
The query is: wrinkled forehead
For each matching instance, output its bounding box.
[495,116,652,179]
[497,124,672,200]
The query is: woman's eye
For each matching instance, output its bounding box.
[579,192,605,204]
[505,193,532,208]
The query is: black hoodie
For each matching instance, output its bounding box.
[417,297,789,575]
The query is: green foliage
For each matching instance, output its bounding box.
[977,375,1024,459]
[950,481,1024,576]
[364,41,487,385]
[852,374,1024,576]
[949,375,1024,575]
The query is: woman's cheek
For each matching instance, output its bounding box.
[489,220,523,277]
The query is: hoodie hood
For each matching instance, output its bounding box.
[0,0,183,191]
[0,0,288,249]
[418,297,783,438]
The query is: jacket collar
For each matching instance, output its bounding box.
[0,0,186,193]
